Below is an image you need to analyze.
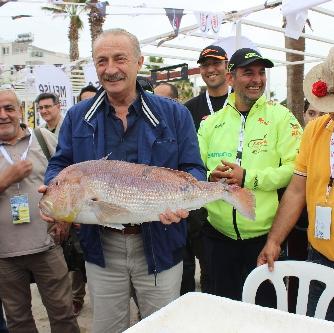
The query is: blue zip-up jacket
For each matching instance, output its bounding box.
[44,83,206,274]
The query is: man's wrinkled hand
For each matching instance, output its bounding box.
[159,208,189,225]
[220,160,244,186]
[209,160,244,186]
[5,161,32,185]
[38,185,55,223]
[257,240,281,271]
[49,222,70,245]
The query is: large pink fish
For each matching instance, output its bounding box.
[39,160,255,225]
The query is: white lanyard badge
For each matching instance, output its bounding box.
[205,87,231,115]
[0,128,33,221]
[206,90,215,115]
[236,114,246,166]
[0,128,33,164]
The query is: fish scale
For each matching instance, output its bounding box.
[39,160,256,225]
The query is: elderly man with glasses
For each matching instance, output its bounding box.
[35,93,63,136]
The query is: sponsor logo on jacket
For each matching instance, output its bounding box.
[207,151,233,158]
[258,117,269,126]
[248,134,268,154]
[290,123,302,137]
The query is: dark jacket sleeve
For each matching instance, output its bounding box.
[44,109,75,185]
[174,102,206,181]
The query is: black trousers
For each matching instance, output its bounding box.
[180,208,209,294]
[202,223,276,307]
[306,247,334,321]
[286,226,308,312]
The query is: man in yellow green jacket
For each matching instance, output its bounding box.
[198,48,302,301]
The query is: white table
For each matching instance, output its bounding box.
[124,292,334,333]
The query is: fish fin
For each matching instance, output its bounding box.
[224,185,256,221]
[148,166,200,185]
[101,152,112,160]
[90,201,130,224]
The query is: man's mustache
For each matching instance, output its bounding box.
[102,73,125,82]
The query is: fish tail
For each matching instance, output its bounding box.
[223,185,256,220]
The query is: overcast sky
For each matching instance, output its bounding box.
[1,0,334,100]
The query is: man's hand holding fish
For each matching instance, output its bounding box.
[39,185,70,244]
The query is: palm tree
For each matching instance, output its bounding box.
[86,0,106,50]
[285,36,305,126]
[42,0,86,62]
[145,56,164,70]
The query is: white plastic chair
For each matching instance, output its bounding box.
[242,260,334,319]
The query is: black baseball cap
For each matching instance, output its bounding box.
[228,48,274,72]
[197,45,228,64]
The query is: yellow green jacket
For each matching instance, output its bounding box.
[198,93,302,239]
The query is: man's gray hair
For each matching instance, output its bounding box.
[93,29,141,58]
[0,87,21,106]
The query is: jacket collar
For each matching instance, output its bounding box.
[84,82,160,127]
[226,92,267,114]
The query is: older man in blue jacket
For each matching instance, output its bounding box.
[43,28,206,333]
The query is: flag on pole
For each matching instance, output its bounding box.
[164,8,184,37]
[282,0,330,39]
[86,1,109,18]
[195,11,224,37]
[95,1,108,17]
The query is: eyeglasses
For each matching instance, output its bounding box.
[37,105,55,111]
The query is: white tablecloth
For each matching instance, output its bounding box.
[124,292,334,333]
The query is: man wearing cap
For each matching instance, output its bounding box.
[258,48,334,320]
[181,45,229,294]
[185,45,229,130]
[198,48,302,301]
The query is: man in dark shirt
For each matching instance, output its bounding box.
[185,45,229,130]
[181,45,229,295]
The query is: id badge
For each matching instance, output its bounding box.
[10,194,30,224]
[315,205,332,240]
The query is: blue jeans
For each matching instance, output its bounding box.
[0,300,8,333]
[307,247,334,321]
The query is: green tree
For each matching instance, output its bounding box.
[42,0,86,61]
[174,80,194,103]
[145,56,164,70]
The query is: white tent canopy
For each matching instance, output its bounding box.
[1,0,334,101]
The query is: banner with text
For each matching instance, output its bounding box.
[34,65,73,114]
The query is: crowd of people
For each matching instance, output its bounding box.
[0,27,333,333]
